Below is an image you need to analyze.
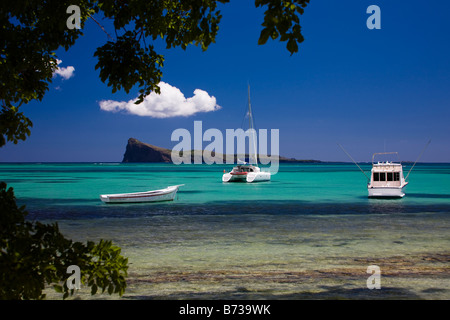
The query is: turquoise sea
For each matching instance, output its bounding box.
[1,162,449,299]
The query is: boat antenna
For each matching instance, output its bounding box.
[405,139,431,181]
[337,143,370,181]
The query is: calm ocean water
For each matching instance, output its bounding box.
[1,162,449,299]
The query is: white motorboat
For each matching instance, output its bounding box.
[222,85,271,183]
[338,140,431,199]
[367,153,408,198]
[100,185,183,203]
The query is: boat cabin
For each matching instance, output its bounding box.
[367,152,408,198]
[231,165,259,173]
[369,162,404,188]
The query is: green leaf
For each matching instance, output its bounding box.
[258,28,271,45]
[108,284,114,295]
[53,285,63,293]
[271,30,279,40]
[286,38,298,55]
[91,284,98,295]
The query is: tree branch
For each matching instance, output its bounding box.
[89,15,115,41]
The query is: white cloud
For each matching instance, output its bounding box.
[99,82,221,118]
[53,59,75,80]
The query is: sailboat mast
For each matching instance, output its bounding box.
[248,84,253,131]
[247,85,257,165]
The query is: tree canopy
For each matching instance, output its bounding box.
[0,182,128,299]
[0,0,309,146]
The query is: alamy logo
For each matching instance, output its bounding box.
[66,5,81,30]
[171,121,280,174]
[367,5,381,30]
[66,265,81,290]
[366,265,381,289]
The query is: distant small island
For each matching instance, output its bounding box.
[122,138,321,163]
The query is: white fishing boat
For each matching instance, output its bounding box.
[100,185,183,203]
[367,153,408,198]
[338,140,430,198]
[222,86,271,183]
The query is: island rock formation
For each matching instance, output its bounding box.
[122,138,320,163]
[122,138,173,163]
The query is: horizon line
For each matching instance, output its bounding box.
[0,161,449,164]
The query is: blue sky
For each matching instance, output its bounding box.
[1,0,449,162]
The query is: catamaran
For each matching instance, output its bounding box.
[222,86,271,183]
[222,162,271,183]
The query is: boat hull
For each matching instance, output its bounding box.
[222,173,245,182]
[246,172,271,182]
[100,185,181,203]
[368,186,405,198]
[222,172,271,183]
